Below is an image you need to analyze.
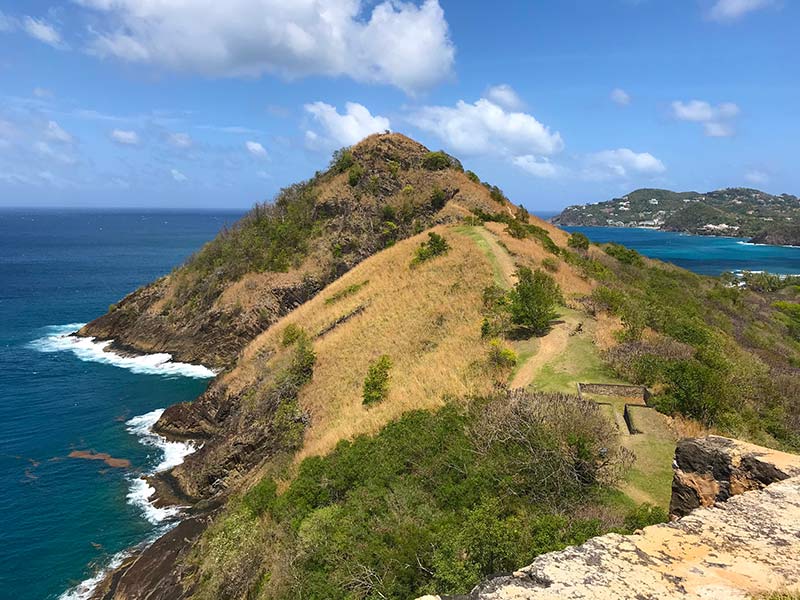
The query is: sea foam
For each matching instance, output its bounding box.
[30,323,216,379]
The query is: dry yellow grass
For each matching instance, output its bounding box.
[216,225,497,462]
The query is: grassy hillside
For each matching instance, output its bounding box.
[79,134,507,369]
[88,135,800,600]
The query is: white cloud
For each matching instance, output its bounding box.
[45,121,73,144]
[512,155,561,179]
[74,0,454,94]
[709,0,773,21]
[22,16,63,48]
[111,129,139,145]
[671,100,740,137]
[744,169,769,185]
[33,87,53,98]
[610,88,631,106]
[168,132,192,148]
[585,148,666,180]
[409,97,564,157]
[304,101,390,148]
[486,84,524,111]
[170,168,187,182]
[245,140,268,158]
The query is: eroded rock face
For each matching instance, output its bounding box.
[421,437,800,600]
[670,435,800,517]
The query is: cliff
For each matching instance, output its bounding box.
[420,436,800,600]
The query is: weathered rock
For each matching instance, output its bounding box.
[670,435,800,517]
[420,437,800,600]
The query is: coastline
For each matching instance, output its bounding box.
[29,325,215,600]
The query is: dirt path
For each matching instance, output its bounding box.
[472,226,517,286]
[509,313,580,389]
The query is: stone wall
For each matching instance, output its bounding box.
[418,436,800,600]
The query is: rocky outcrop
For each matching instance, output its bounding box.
[670,436,800,517]
[420,437,800,600]
[749,224,800,247]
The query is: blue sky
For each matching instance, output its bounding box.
[0,0,797,210]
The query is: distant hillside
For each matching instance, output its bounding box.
[552,188,800,245]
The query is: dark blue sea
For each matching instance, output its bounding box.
[0,209,241,600]
[2,210,800,600]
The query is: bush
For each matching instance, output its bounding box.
[348,164,364,186]
[330,148,354,173]
[422,151,454,171]
[465,170,480,183]
[243,478,278,516]
[623,503,667,530]
[362,355,392,405]
[487,339,517,370]
[430,186,447,210]
[507,267,563,336]
[604,243,644,267]
[412,232,450,266]
[567,232,590,250]
[282,323,304,347]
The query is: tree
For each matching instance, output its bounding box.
[507,267,562,336]
[567,232,590,250]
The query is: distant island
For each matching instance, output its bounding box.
[552,187,800,246]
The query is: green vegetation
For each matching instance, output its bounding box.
[567,231,590,250]
[412,232,451,266]
[465,170,480,183]
[362,355,392,406]
[430,186,447,210]
[487,338,517,370]
[324,280,369,305]
[541,257,559,272]
[422,150,457,171]
[348,163,364,186]
[330,148,355,173]
[281,323,304,347]
[471,208,560,254]
[196,391,649,600]
[174,180,321,312]
[604,243,644,267]
[508,267,563,337]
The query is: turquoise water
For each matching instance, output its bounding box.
[2,210,799,599]
[563,226,800,276]
[0,210,241,599]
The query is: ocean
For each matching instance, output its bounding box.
[1,209,799,599]
[562,225,800,276]
[0,209,241,600]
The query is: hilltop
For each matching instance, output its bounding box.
[552,187,800,245]
[78,134,800,600]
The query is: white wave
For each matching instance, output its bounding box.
[125,408,198,525]
[58,549,131,600]
[737,240,800,249]
[30,323,216,379]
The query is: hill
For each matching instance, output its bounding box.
[79,135,800,600]
[552,187,800,245]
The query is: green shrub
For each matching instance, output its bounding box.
[330,148,354,173]
[775,301,800,340]
[362,355,392,405]
[108,303,117,313]
[412,232,451,266]
[281,323,304,347]
[507,267,563,336]
[604,243,644,267]
[243,478,277,516]
[567,232,590,250]
[623,503,667,530]
[430,186,447,210]
[487,339,517,370]
[422,151,454,171]
[347,164,364,186]
[402,184,414,195]
[465,170,480,183]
